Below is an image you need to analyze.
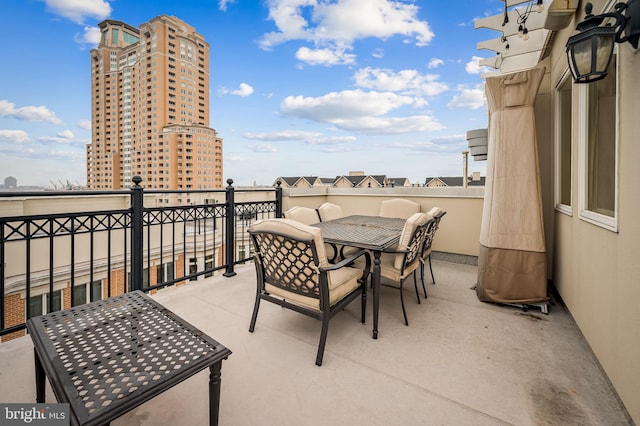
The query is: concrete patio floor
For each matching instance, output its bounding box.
[0,258,632,425]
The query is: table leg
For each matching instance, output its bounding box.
[34,348,45,403]
[372,250,381,339]
[209,362,223,426]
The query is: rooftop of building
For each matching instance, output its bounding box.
[0,258,631,425]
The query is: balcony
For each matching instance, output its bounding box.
[0,259,630,424]
[0,182,632,424]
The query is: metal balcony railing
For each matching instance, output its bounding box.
[0,177,283,340]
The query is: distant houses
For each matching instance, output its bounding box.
[273,171,484,188]
[424,172,485,188]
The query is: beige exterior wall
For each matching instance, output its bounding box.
[283,187,484,257]
[543,1,640,421]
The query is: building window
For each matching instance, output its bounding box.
[29,290,63,318]
[205,254,214,278]
[555,73,572,214]
[578,54,618,231]
[189,257,198,281]
[72,281,103,307]
[156,262,175,284]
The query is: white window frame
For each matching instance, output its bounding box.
[554,69,574,216]
[73,281,104,306]
[577,48,619,232]
[28,289,64,318]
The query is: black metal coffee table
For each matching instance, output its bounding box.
[26,291,232,426]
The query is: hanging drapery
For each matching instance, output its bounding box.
[476,67,549,305]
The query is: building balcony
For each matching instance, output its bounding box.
[0,259,632,424]
[0,184,633,424]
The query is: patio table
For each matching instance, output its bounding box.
[313,215,406,339]
[26,290,232,426]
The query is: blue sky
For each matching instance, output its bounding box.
[0,0,501,187]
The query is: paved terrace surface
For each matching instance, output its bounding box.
[0,259,632,425]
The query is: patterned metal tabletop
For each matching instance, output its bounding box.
[27,291,231,426]
[314,215,406,250]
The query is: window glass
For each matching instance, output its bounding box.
[558,77,572,207]
[29,296,43,318]
[112,28,119,44]
[586,57,616,217]
[73,284,87,306]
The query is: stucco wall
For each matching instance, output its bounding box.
[283,186,484,257]
[548,1,640,421]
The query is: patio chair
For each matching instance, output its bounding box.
[316,202,355,260]
[283,206,320,225]
[284,206,337,261]
[355,212,431,326]
[248,218,371,366]
[379,199,421,219]
[316,202,344,222]
[419,207,447,297]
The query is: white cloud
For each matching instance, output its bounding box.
[371,48,384,59]
[259,0,434,65]
[78,119,92,130]
[428,58,443,69]
[0,130,30,143]
[281,89,415,122]
[243,130,324,141]
[78,26,102,46]
[243,130,356,145]
[218,0,237,11]
[331,115,444,134]
[0,100,62,125]
[220,83,254,97]
[249,143,278,153]
[44,0,111,24]
[353,67,448,97]
[280,89,443,134]
[465,56,493,75]
[57,130,75,139]
[447,84,486,110]
[296,47,356,66]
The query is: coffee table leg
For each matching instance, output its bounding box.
[209,362,223,426]
[34,348,45,403]
[372,250,381,339]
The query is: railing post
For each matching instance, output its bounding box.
[131,176,144,291]
[223,179,236,277]
[275,180,283,218]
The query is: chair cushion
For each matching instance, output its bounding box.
[394,213,430,270]
[352,254,417,285]
[284,206,320,225]
[427,206,444,218]
[379,199,420,219]
[317,202,344,222]
[265,266,361,310]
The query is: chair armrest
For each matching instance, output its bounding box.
[382,248,408,255]
[321,249,368,271]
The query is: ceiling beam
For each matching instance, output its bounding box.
[477,29,549,57]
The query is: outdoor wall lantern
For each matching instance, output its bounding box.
[566,0,639,83]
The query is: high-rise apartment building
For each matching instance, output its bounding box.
[87,15,223,190]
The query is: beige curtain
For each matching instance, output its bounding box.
[476,67,548,304]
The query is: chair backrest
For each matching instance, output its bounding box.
[249,219,329,299]
[394,212,432,270]
[283,206,320,225]
[316,202,344,222]
[423,207,446,256]
[379,199,421,219]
